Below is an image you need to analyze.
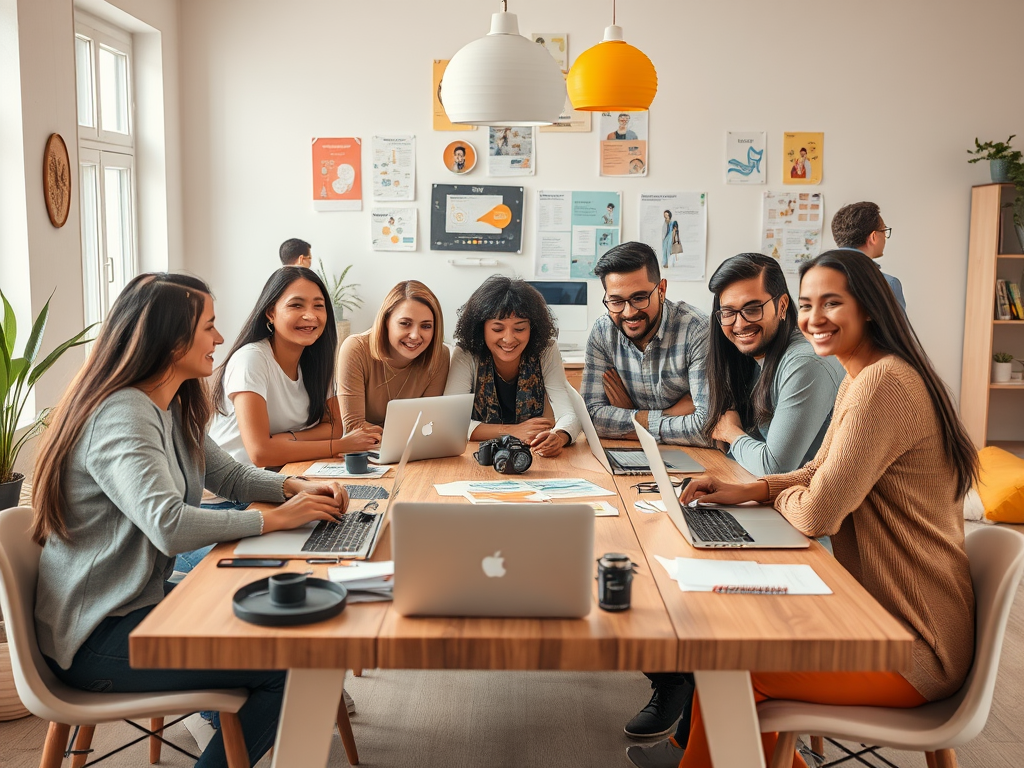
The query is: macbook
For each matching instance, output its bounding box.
[392,502,594,618]
[633,416,809,550]
[373,394,473,465]
[567,385,704,475]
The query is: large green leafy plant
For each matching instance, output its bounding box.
[1,289,94,483]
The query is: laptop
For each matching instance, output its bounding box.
[234,413,420,559]
[633,416,809,550]
[372,394,474,465]
[566,385,704,475]
[391,502,594,618]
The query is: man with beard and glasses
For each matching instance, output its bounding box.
[583,242,710,446]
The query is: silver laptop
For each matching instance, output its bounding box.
[633,417,809,550]
[392,502,594,618]
[567,386,703,475]
[234,414,420,559]
[373,394,473,464]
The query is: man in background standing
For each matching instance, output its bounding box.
[279,238,312,268]
[831,202,906,310]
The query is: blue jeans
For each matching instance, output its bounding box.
[46,589,284,768]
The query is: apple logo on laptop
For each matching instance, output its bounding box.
[481,551,506,578]
[421,421,433,437]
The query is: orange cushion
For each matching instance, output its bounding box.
[977,447,1024,523]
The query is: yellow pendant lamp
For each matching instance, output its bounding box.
[566,1,657,112]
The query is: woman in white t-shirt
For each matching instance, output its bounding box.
[209,267,381,467]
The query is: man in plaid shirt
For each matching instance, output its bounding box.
[582,242,711,446]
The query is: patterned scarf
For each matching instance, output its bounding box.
[472,352,546,425]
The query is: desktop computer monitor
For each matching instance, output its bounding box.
[526,280,588,332]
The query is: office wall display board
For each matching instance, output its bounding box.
[444,141,476,174]
[488,127,535,176]
[371,135,415,201]
[534,190,622,279]
[638,193,708,281]
[371,208,417,251]
[312,138,362,211]
[599,111,648,176]
[782,132,823,185]
[725,131,766,184]
[430,184,524,253]
[761,190,824,274]
[432,60,478,132]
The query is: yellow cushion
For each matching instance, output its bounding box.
[977,447,1024,523]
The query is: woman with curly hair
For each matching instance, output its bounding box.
[445,276,581,458]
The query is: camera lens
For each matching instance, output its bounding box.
[493,452,509,473]
[511,450,532,473]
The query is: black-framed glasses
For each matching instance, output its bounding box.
[603,285,659,313]
[876,227,892,239]
[631,478,690,494]
[714,296,778,327]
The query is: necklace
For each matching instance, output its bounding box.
[382,359,413,402]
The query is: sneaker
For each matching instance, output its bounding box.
[183,712,217,752]
[624,681,694,739]
[343,687,355,715]
[626,738,685,768]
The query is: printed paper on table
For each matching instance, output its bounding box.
[371,208,417,252]
[312,138,362,211]
[540,71,592,133]
[638,193,707,281]
[782,132,823,185]
[599,111,648,176]
[371,135,415,201]
[535,190,622,279]
[726,131,766,185]
[530,32,568,69]
[432,60,477,132]
[762,190,824,274]
[489,127,535,176]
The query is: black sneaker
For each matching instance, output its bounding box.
[624,680,695,740]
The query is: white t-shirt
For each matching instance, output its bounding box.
[208,339,312,465]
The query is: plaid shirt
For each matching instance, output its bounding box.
[582,298,711,446]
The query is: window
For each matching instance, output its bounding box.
[75,14,136,324]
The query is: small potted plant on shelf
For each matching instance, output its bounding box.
[314,259,363,345]
[992,352,1015,383]
[967,136,1020,183]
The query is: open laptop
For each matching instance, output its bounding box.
[372,394,473,465]
[567,385,703,475]
[633,416,809,550]
[391,502,594,618]
[234,414,420,559]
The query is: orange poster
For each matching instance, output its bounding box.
[312,137,362,211]
[432,60,477,132]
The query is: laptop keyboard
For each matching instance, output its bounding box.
[608,450,647,467]
[345,485,389,500]
[301,486,389,553]
[682,507,754,544]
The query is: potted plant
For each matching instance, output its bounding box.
[1008,155,1024,252]
[967,136,1021,183]
[0,289,94,510]
[993,352,1014,383]
[314,259,363,345]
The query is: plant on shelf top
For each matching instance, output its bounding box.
[993,352,1015,364]
[967,136,1021,164]
[314,259,363,320]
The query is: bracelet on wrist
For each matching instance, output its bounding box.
[288,430,297,441]
[258,510,265,535]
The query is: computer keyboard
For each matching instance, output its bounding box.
[608,450,647,467]
[683,507,754,543]
[302,501,381,553]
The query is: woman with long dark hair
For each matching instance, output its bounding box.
[32,273,350,768]
[209,266,380,467]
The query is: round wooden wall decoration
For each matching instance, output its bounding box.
[43,133,72,228]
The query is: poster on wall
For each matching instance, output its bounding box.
[761,190,824,274]
[371,135,415,201]
[599,111,648,176]
[371,208,417,251]
[429,184,524,253]
[534,190,622,279]
[725,131,766,184]
[540,71,592,133]
[432,60,478,132]
[488,127,535,176]
[638,193,707,282]
[782,132,823,185]
[530,32,568,69]
[312,137,362,211]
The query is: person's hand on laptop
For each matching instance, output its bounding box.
[603,369,636,410]
[334,424,383,456]
[264,480,350,533]
[530,428,571,458]
[679,475,769,507]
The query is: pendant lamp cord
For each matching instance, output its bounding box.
[501,0,507,11]
[613,0,617,24]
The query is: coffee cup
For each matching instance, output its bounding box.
[268,573,307,607]
[345,451,371,474]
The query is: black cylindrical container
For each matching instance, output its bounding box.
[597,553,635,612]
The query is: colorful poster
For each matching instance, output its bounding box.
[540,71,592,134]
[429,184,524,253]
[312,137,361,211]
[638,193,707,282]
[782,132,823,185]
[371,208,417,251]
[530,32,568,69]
[488,127,535,176]
[725,131,766,185]
[599,111,648,176]
[371,135,415,201]
[761,190,824,274]
[443,140,477,175]
[534,190,622,279]
[432,60,477,132]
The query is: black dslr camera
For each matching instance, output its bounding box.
[474,434,533,474]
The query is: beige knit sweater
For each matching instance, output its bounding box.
[764,355,974,701]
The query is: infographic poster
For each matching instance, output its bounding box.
[429,184,524,253]
[782,132,823,185]
[488,127,535,176]
[599,111,648,176]
[638,193,707,282]
[761,190,824,273]
[371,208,417,252]
[312,137,361,211]
[534,190,621,279]
[725,131,766,185]
[371,135,415,201]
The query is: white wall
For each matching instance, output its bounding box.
[184,0,1017,397]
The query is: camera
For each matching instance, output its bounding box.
[474,434,533,474]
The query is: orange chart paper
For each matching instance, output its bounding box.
[312,138,362,211]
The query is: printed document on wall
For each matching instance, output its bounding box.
[371,135,415,201]
[638,193,707,281]
[535,191,622,279]
[725,131,766,184]
[782,132,824,185]
[489,127,535,176]
[371,208,417,251]
[312,138,362,211]
[762,190,824,274]
[599,111,648,176]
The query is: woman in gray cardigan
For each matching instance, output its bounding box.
[31,273,349,768]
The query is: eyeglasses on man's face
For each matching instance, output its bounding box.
[603,285,659,313]
[876,227,892,239]
[714,296,778,327]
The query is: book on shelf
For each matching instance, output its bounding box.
[1008,282,1024,320]
[996,280,1012,320]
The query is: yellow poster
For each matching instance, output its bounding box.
[432,60,477,132]
[782,132,823,185]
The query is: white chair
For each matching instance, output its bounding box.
[0,506,252,768]
[759,526,1024,768]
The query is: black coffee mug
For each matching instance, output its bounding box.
[268,573,307,607]
[345,451,370,474]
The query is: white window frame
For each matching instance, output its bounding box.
[76,14,134,148]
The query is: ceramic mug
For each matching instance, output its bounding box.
[345,451,371,474]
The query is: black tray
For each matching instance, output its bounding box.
[233,577,347,627]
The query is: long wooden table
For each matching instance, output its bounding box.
[130,438,913,768]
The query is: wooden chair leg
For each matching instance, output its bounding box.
[336,697,360,765]
[352,668,362,677]
[220,711,251,768]
[70,725,95,768]
[149,717,164,764]
[770,731,798,768]
[929,749,958,768]
[925,753,938,768]
[810,736,824,757]
[40,722,71,768]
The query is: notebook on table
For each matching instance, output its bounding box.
[371,394,473,464]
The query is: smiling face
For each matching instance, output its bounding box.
[603,268,666,347]
[174,294,223,379]
[386,298,435,364]
[798,265,874,367]
[618,115,630,131]
[719,274,788,359]
[484,314,531,368]
[265,278,327,349]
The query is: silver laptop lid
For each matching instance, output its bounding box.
[379,394,473,464]
[567,385,614,474]
[364,411,419,559]
[632,417,697,546]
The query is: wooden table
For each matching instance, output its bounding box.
[130,438,913,768]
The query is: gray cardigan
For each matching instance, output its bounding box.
[35,388,286,669]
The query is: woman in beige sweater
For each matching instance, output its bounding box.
[630,249,978,768]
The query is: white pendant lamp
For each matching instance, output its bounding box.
[440,1,566,126]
